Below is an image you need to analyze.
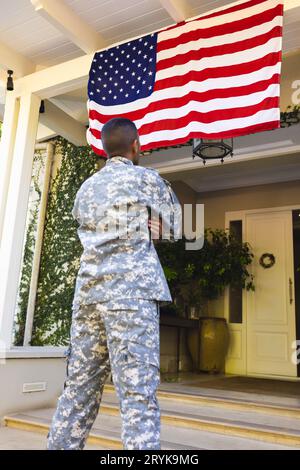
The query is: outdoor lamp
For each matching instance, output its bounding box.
[39,100,45,113]
[7,70,14,91]
[192,138,233,164]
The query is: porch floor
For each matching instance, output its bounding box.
[160,372,300,408]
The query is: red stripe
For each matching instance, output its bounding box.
[90,96,279,141]
[161,0,274,34]
[157,5,282,53]
[89,73,280,124]
[140,121,280,151]
[157,26,281,72]
[155,52,281,91]
[90,120,280,157]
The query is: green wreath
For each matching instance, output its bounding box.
[259,253,275,269]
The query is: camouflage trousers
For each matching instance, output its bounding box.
[47,298,161,450]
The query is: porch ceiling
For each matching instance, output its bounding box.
[1,1,300,69]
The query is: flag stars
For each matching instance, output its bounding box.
[89,32,156,104]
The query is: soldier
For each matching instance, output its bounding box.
[47,117,181,450]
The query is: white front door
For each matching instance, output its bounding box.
[245,210,297,377]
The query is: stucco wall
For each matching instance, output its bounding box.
[0,357,65,418]
[197,179,300,230]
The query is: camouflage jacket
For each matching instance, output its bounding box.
[72,155,181,305]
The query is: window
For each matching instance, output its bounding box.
[229,220,243,324]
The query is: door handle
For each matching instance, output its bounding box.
[289,278,293,305]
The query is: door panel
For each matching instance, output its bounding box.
[246,211,296,377]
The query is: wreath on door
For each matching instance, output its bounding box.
[259,253,276,269]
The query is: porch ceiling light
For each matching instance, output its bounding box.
[6,70,14,91]
[192,138,233,165]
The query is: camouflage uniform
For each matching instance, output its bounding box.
[47,156,181,450]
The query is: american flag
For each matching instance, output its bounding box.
[87,0,283,157]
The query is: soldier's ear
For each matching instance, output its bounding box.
[132,139,140,155]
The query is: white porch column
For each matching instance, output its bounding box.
[0,93,41,350]
[0,93,20,242]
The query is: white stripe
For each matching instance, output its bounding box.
[88,107,279,150]
[89,62,281,116]
[157,36,281,81]
[157,14,282,62]
[159,0,282,42]
[89,83,279,132]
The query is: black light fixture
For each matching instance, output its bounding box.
[193,137,233,164]
[39,100,45,114]
[7,70,14,91]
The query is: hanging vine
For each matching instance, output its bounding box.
[30,138,100,346]
[14,150,45,345]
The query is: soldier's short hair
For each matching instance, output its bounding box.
[102,118,138,157]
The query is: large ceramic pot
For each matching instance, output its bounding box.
[188,317,229,373]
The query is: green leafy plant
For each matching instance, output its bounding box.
[29,138,100,346]
[156,228,255,315]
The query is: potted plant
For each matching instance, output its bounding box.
[156,228,255,372]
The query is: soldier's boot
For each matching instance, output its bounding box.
[47,303,110,450]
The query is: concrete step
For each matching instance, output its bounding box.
[0,425,105,450]
[110,383,300,419]
[3,408,299,450]
[157,380,300,412]
[100,387,300,447]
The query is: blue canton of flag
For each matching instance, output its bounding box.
[88,33,157,106]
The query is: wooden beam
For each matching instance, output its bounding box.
[0,94,20,242]
[0,41,36,77]
[285,0,300,11]
[31,0,106,53]
[39,100,87,146]
[159,0,193,22]
[0,93,41,348]
[36,123,57,142]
